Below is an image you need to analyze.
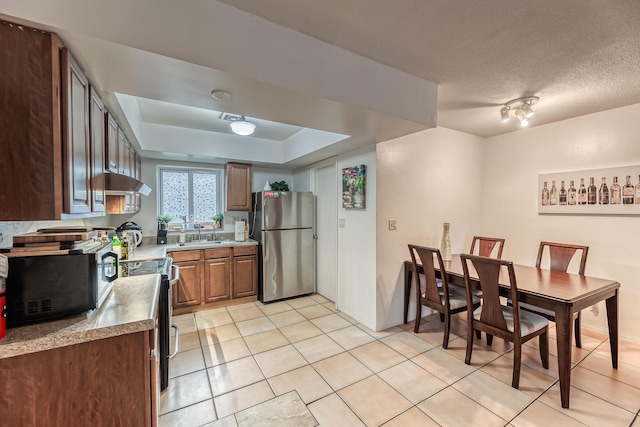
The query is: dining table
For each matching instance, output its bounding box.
[403,254,620,409]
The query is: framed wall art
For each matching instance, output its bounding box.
[342,164,366,209]
[538,165,640,215]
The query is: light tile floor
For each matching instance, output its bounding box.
[160,295,640,427]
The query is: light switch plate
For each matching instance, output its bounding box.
[338,218,345,228]
[388,219,397,230]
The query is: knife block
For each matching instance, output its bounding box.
[156,229,167,245]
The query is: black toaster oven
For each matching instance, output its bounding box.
[5,243,118,327]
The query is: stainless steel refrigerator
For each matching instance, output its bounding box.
[251,191,315,302]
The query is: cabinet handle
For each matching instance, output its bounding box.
[169,324,179,359]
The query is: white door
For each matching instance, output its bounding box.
[313,162,338,303]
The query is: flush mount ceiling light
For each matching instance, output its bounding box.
[229,116,256,136]
[500,96,539,127]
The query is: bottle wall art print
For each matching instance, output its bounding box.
[539,165,640,215]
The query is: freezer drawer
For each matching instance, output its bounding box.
[261,228,314,302]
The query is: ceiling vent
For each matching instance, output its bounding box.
[219,112,243,122]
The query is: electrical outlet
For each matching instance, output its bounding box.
[388,219,397,230]
[338,218,345,228]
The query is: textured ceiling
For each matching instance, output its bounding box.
[218,0,640,137]
[2,0,640,167]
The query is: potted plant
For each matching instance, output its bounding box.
[157,214,172,230]
[212,213,224,229]
[269,181,289,191]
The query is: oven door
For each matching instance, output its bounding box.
[160,260,180,391]
[168,263,180,359]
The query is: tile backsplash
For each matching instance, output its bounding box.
[0,217,113,249]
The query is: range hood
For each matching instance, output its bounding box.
[104,173,152,196]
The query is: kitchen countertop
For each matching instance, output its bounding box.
[0,275,161,360]
[128,239,258,261]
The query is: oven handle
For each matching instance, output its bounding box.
[169,263,180,285]
[169,324,179,359]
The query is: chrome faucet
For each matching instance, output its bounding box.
[195,220,201,241]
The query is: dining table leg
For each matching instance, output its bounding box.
[605,289,619,369]
[555,304,574,409]
[404,261,412,324]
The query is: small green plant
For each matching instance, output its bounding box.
[212,213,224,222]
[270,181,289,191]
[180,215,187,223]
[157,214,172,224]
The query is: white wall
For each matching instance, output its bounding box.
[252,167,294,193]
[336,147,377,330]
[376,127,486,329]
[483,103,640,342]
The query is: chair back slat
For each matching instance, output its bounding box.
[536,241,588,275]
[470,236,505,259]
[408,245,447,307]
[465,256,508,331]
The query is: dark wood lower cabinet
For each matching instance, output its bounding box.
[170,246,258,310]
[174,261,203,308]
[204,257,232,303]
[233,255,258,298]
[0,331,158,427]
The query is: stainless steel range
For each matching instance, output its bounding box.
[121,256,179,391]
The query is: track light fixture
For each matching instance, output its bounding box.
[500,96,539,127]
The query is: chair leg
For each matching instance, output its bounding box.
[486,334,494,346]
[413,303,422,333]
[465,322,474,365]
[574,312,582,348]
[539,328,550,369]
[442,312,451,349]
[475,330,481,340]
[512,343,521,389]
[439,313,445,322]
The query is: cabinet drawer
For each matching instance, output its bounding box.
[233,246,257,256]
[169,249,202,262]
[204,248,231,259]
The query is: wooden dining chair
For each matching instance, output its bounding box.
[408,244,480,349]
[460,254,549,388]
[520,241,589,347]
[469,236,505,258]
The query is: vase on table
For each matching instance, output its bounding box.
[440,222,452,261]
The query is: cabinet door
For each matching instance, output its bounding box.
[233,255,257,298]
[0,25,63,220]
[173,261,202,308]
[117,129,127,175]
[89,87,106,212]
[135,152,142,180]
[61,48,91,214]
[105,112,119,173]
[226,162,252,211]
[204,258,231,303]
[129,145,136,178]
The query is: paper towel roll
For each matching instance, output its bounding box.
[235,221,246,241]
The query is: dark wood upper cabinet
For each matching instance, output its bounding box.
[105,112,119,173]
[0,23,63,220]
[89,86,106,212]
[226,162,253,211]
[117,129,127,175]
[1,21,140,220]
[61,47,92,215]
